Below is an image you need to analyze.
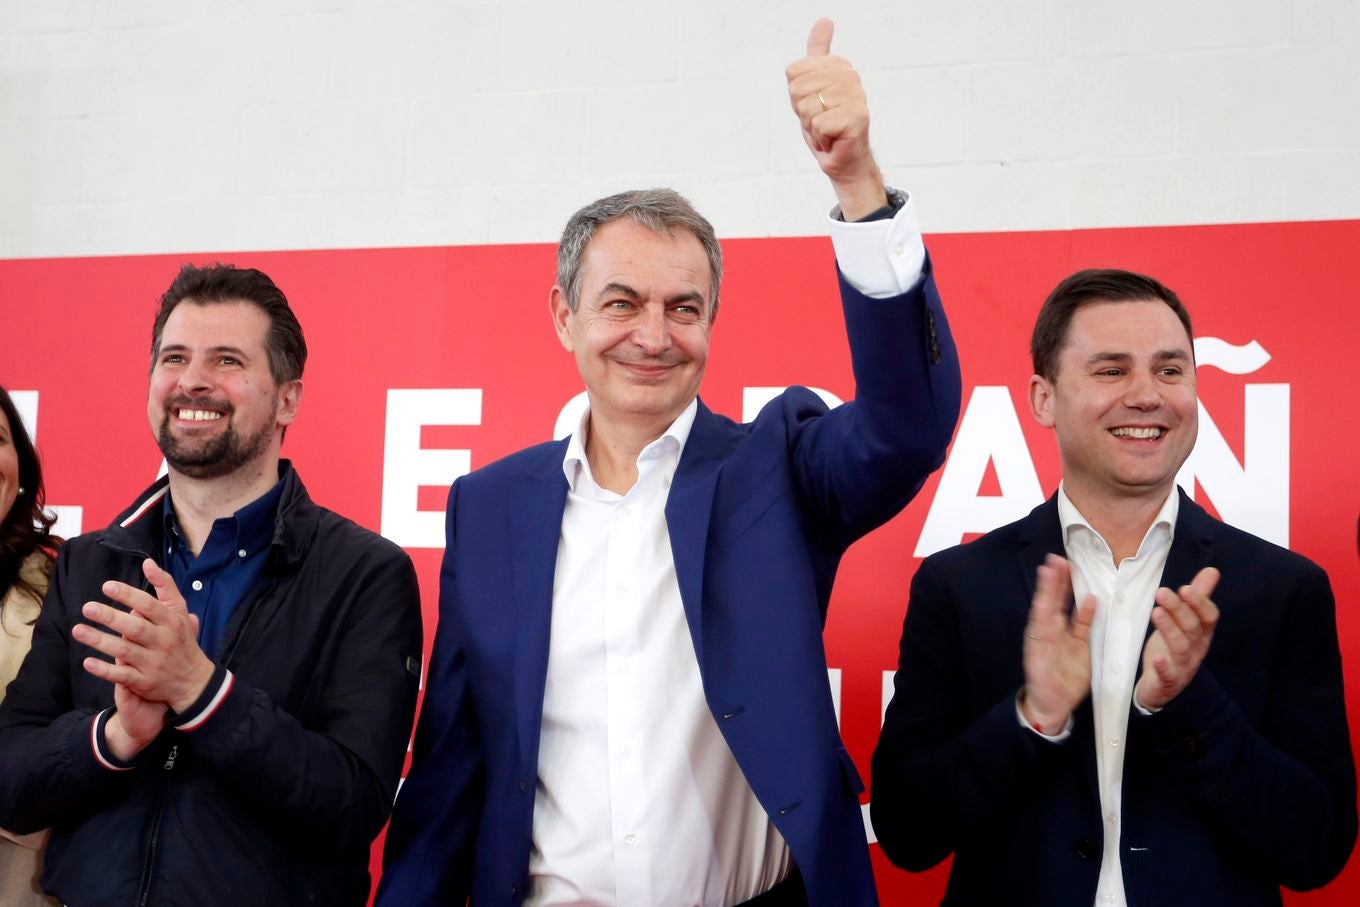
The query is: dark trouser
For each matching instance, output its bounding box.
[737,868,807,907]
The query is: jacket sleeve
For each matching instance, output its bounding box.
[170,536,424,854]
[870,555,1072,870]
[1132,562,1357,890]
[0,545,140,834]
[787,258,962,549]
[376,478,483,905]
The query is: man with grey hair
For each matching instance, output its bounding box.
[378,19,961,907]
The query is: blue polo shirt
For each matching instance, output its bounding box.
[162,473,285,659]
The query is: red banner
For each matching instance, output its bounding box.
[4,219,1358,903]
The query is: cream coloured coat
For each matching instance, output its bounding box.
[0,553,58,907]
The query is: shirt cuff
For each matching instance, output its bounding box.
[1132,686,1163,716]
[1015,691,1073,742]
[828,188,925,298]
[170,664,235,732]
[90,709,138,772]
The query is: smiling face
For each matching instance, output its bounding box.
[551,217,713,436]
[148,300,299,480]
[1029,299,1198,508]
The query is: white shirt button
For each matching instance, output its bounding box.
[1107,735,1120,748]
[1111,662,1123,674]
[624,834,637,846]
[893,241,905,256]
[191,580,203,591]
[615,584,628,596]
[620,745,632,757]
[619,505,632,517]
[617,661,630,675]
[1116,592,1125,603]
[238,548,247,558]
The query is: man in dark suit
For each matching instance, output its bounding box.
[376,18,961,907]
[872,269,1356,905]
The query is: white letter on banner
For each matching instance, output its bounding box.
[10,390,84,537]
[741,387,844,422]
[1174,337,1290,547]
[915,386,1043,557]
[381,389,482,549]
[1176,387,1290,547]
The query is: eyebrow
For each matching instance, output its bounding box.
[597,282,641,302]
[159,343,252,360]
[595,283,708,310]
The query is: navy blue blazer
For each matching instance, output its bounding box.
[872,492,1357,906]
[377,266,961,906]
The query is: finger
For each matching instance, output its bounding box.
[1189,566,1221,599]
[81,602,154,644]
[1150,604,1191,657]
[1154,653,1179,684]
[82,656,142,687]
[142,558,189,611]
[1070,594,1098,642]
[806,17,834,57]
[1157,585,1204,638]
[73,624,139,663]
[1180,568,1221,626]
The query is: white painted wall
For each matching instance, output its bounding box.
[2,0,1357,258]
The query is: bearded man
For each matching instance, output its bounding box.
[0,264,423,906]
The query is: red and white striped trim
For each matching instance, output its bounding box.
[119,485,169,529]
[90,710,134,772]
[174,671,235,732]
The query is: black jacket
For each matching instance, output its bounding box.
[0,465,423,906]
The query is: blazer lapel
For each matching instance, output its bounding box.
[509,443,570,770]
[1158,489,1214,593]
[664,400,732,670]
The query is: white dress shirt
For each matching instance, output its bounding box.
[528,197,925,906]
[1057,485,1179,907]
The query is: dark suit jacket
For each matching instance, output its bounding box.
[375,267,961,907]
[871,492,1357,906]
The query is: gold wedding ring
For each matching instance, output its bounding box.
[817,91,829,111]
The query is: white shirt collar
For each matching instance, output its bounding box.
[562,398,699,493]
[1056,481,1180,557]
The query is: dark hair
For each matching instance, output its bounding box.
[151,264,307,384]
[557,188,724,320]
[1031,268,1193,380]
[0,385,62,612]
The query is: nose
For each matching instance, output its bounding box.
[1123,370,1163,410]
[177,359,213,396]
[632,305,672,355]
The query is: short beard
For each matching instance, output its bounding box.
[157,399,276,481]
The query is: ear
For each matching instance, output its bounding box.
[1028,374,1056,429]
[276,379,303,428]
[550,286,575,352]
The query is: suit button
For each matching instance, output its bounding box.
[1075,839,1098,859]
[1183,733,1206,764]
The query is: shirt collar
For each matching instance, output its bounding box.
[562,398,699,493]
[1057,481,1179,557]
[163,465,289,556]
